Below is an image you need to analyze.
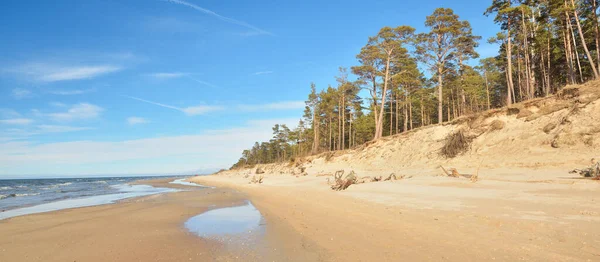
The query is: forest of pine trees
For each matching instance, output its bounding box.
[231,1,600,169]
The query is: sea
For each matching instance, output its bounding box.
[0,176,182,220]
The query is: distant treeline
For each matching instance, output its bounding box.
[232,1,600,169]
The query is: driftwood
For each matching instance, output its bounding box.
[384,173,399,181]
[440,166,461,178]
[317,173,333,177]
[250,175,264,184]
[570,159,600,179]
[331,171,357,191]
[440,166,475,179]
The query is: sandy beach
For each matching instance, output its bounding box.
[1,168,599,262]
[190,169,600,261]
[0,179,322,261]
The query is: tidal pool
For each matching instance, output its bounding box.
[184,201,264,238]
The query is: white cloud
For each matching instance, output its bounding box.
[9,63,122,82]
[124,96,222,116]
[0,125,93,141]
[47,103,104,122]
[0,118,299,175]
[127,117,149,125]
[182,105,223,116]
[36,125,93,133]
[252,71,274,75]
[0,118,34,125]
[125,96,304,115]
[147,72,187,79]
[0,109,22,118]
[49,102,67,107]
[12,88,33,99]
[48,88,96,95]
[164,0,271,36]
[187,76,216,88]
[237,101,305,111]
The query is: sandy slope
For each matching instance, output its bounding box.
[189,81,600,261]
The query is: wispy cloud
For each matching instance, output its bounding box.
[181,105,221,115]
[47,103,104,122]
[145,72,215,87]
[48,88,96,95]
[237,101,305,111]
[127,117,149,125]
[49,102,67,108]
[9,63,122,82]
[12,88,33,99]
[123,95,222,116]
[125,96,304,115]
[0,125,93,142]
[148,72,188,79]
[164,0,272,36]
[0,118,34,125]
[252,71,274,76]
[187,76,216,88]
[36,125,93,133]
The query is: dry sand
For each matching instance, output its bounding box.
[191,168,600,261]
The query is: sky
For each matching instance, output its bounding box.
[0,0,500,178]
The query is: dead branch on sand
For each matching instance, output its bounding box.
[384,173,402,181]
[439,166,461,178]
[569,158,600,179]
[331,171,357,191]
[250,175,264,184]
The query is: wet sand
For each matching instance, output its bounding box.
[0,178,322,261]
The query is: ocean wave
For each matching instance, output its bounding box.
[0,186,12,190]
[56,182,72,186]
[15,193,40,197]
[92,181,108,184]
[0,193,41,200]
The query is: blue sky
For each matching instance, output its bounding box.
[0,0,499,177]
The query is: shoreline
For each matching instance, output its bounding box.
[0,178,324,261]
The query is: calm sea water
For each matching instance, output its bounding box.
[0,176,178,213]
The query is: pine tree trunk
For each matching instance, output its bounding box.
[348,111,352,148]
[571,0,600,78]
[484,71,491,110]
[370,76,379,141]
[420,95,424,127]
[389,94,393,136]
[403,102,408,132]
[517,48,524,101]
[395,92,399,134]
[563,21,576,84]
[437,65,444,123]
[594,0,600,72]
[376,54,392,139]
[567,10,585,82]
[506,26,515,106]
[409,98,413,130]
[311,108,320,154]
